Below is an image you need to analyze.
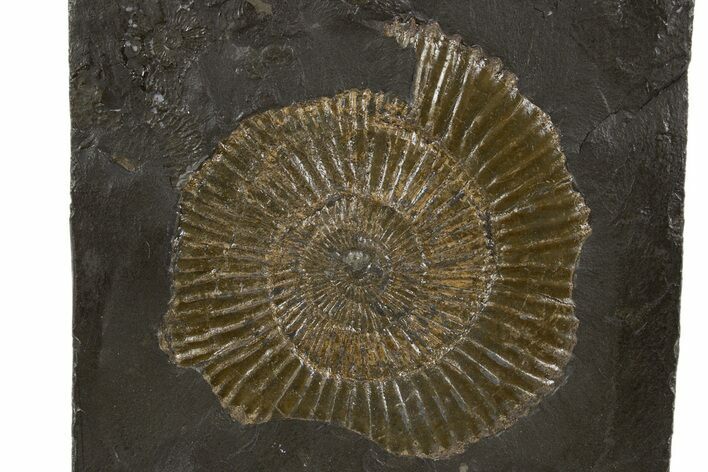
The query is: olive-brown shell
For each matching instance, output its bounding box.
[160,20,590,458]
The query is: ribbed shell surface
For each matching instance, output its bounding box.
[161,20,591,458]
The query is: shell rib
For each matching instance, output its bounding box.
[161,20,590,459]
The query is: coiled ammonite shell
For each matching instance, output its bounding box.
[160,20,591,458]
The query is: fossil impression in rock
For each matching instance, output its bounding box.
[160,20,591,458]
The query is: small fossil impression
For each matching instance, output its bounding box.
[160,20,591,458]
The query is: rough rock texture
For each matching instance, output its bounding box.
[71,1,692,470]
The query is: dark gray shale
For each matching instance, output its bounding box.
[71,1,692,470]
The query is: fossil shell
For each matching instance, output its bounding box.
[160,20,590,458]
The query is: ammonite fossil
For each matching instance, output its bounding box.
[160,20,591,458]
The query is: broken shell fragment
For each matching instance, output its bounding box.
[160,20,590,458]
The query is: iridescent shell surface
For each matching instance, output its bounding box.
[160,20,591,458]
